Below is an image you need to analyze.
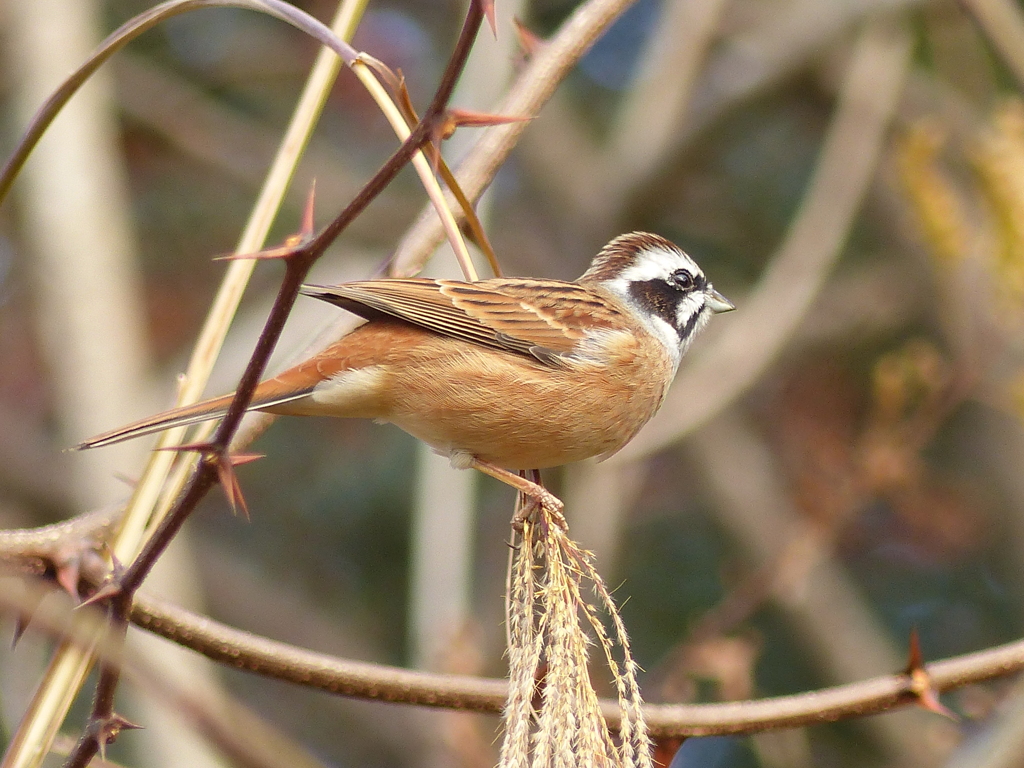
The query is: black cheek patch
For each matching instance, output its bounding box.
[629,279,689,339]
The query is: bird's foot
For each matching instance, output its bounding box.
[454,454,567,530]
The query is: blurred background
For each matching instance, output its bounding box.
[3,0,1024,766]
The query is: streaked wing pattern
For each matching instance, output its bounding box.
[301,278,624,365]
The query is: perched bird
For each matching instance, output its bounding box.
[79,232,733,516]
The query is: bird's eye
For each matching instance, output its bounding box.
[670,270,694,290]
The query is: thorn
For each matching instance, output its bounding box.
[904,628,958,720]
[12,586,46,648]
[213,243,304,262]
[905,626,924,671]
[78,548,127,608]
[217,452,263,520]
[159,442,261,519]
[80,579,122,608]
[213,195,316,262]
[11,617,28,648]
[55,556,82,601]
[480,0,497,37]
[427,108,532,176]
[91,712,143,760]
[438,108,532,141]
[512,18,543,58]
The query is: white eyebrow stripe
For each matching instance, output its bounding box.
[615,247,700,283]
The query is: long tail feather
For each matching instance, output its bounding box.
[77,390,309,450]
[76,394,236,450]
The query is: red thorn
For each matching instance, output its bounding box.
[480,0,497,37]
[230,452,264,467]
[213,243,305,263]
[213,198,317,263]
[439,108,532,140]
[218,451,263,520]
[904,628,958,720]
[217,461,249,520]
[55,557,82,601]
[157,442,261,518]
[905,626,924,672]
[512,18,543,57]
[80,579,123,608]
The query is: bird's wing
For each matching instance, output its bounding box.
[300,277,624,365]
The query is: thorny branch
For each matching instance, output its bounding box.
[49,3,488,767]
[2,582,1023,739]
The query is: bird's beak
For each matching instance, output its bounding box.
[706,287,735,313]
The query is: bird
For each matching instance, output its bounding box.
[78,232,733,519]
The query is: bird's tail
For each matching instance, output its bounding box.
[77,389,307,450]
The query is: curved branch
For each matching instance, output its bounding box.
[0,0,363,206]
[126,589,1024,737]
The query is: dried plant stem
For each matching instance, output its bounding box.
[500,521,541,768]
[4,0,483,763]
[60,3,486,765]
[391,0,641,275]
[500,513,651,768]
[349,63,478,281]
[961,0,1024,92]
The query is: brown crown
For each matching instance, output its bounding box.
[578,232,682,283]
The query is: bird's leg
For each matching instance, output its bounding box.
[452,454,566,529]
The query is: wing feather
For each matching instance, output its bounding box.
[300,277,623,365]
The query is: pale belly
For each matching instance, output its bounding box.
[381,349,670,470]
[280,322,675,470]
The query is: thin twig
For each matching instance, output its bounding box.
[57,5,487,767]
[390,0,642,276]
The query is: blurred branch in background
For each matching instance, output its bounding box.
[6,0,1024,765]
[4,2,225,768]
[113,52,411,235]
[686,410,950,766]
[567,13,911,568]
[7,0,154,507]
[960,0,1024,91]
[618,15,913,462]
[603,0,729,215]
